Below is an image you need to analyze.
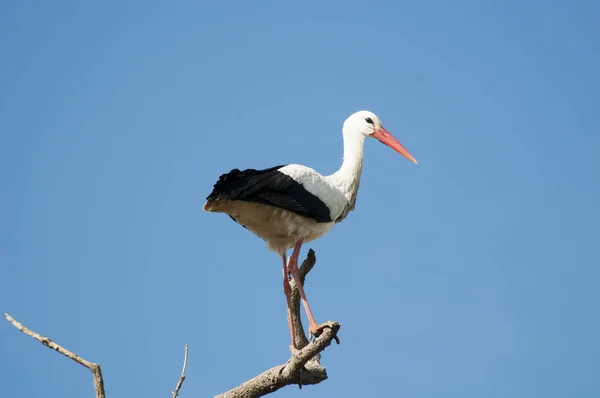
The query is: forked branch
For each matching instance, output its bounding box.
[215,249,341,398]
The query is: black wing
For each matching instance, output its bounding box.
[206,165,332,223]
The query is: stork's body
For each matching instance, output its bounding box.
[204,111,417,347]
[204,164,345,254]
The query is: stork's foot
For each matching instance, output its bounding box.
[309,321,341,344]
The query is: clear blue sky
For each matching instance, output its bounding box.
[1,1,599,397]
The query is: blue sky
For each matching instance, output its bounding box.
[1,1,599,397]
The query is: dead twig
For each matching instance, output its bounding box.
[4,313,106,398]
[171,345,189,398]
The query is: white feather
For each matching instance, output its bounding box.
[278,164,349,220]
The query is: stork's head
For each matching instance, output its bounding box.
[343,110,418,164]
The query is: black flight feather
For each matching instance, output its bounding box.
[206,165,332,223]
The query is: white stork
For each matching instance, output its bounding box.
[204,110,417,348]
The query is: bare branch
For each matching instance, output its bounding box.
[171,345,189,398]
[4,313,106,398]
[6,249,340,398]
[215,249,341,398]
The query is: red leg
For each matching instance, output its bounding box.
[281,254,296,349]
[288,238,328,338]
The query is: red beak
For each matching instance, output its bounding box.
[372,126,418,164]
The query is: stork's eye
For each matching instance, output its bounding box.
[365,118,374,125]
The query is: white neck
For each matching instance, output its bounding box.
[327,131,365,208]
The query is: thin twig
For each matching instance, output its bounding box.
[4,313,106,398]
[171,345,189,398]
[298,249,316,286]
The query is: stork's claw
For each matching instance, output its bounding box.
[308,325,325,339]
[309,321,340,344]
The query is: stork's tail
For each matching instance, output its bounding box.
[204,165,286,212]
[204,168,254,212]
[203,199,222,212]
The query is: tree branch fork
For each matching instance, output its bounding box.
[5,249,340,398]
